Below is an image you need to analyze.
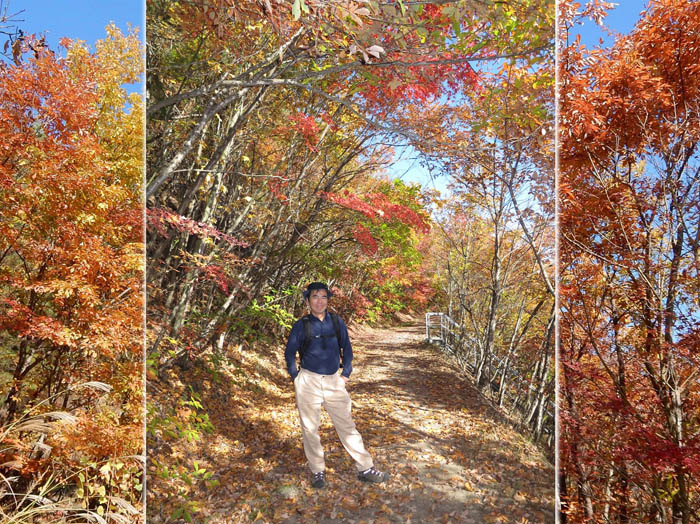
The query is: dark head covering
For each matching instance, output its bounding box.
[303,282,332,300]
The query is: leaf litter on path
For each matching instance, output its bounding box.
[148,320,554,523]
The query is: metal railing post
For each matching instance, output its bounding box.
[424,311,555,438]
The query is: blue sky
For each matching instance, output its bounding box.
[9,1,143,52]
[571,0,648,48]
[387,145,447,195]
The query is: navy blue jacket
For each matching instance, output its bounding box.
[285,312,353,379]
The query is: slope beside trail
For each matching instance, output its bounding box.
[149,319,554,524]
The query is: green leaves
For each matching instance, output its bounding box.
[291,0,309,21]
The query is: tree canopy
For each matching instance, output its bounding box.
[559,1,700,522]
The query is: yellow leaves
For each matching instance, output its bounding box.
[64,37,92,76]
[96,23,143,88]
[90,25,144,185]
[76,212,97,225]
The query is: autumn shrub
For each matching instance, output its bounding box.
[0,24,144,523]
[0,382,143,522]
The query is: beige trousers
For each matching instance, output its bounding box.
[294,368,374,474]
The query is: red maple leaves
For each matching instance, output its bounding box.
[323,190,430,233]
[147,207,248,247]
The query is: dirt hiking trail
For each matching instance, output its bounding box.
[150,320,554,523]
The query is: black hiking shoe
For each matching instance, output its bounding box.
[311,471,326,489]
[357,466,388,483]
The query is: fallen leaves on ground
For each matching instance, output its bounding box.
[148,321,554,523]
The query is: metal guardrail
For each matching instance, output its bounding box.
[426,311,476,368]
[425,312,554,422]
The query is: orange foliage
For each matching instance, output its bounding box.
[0,25,144,517]
[559,0,700,521]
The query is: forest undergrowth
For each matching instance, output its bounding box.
[147,318,553,524]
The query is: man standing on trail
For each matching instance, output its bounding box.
[285,282,389,489]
